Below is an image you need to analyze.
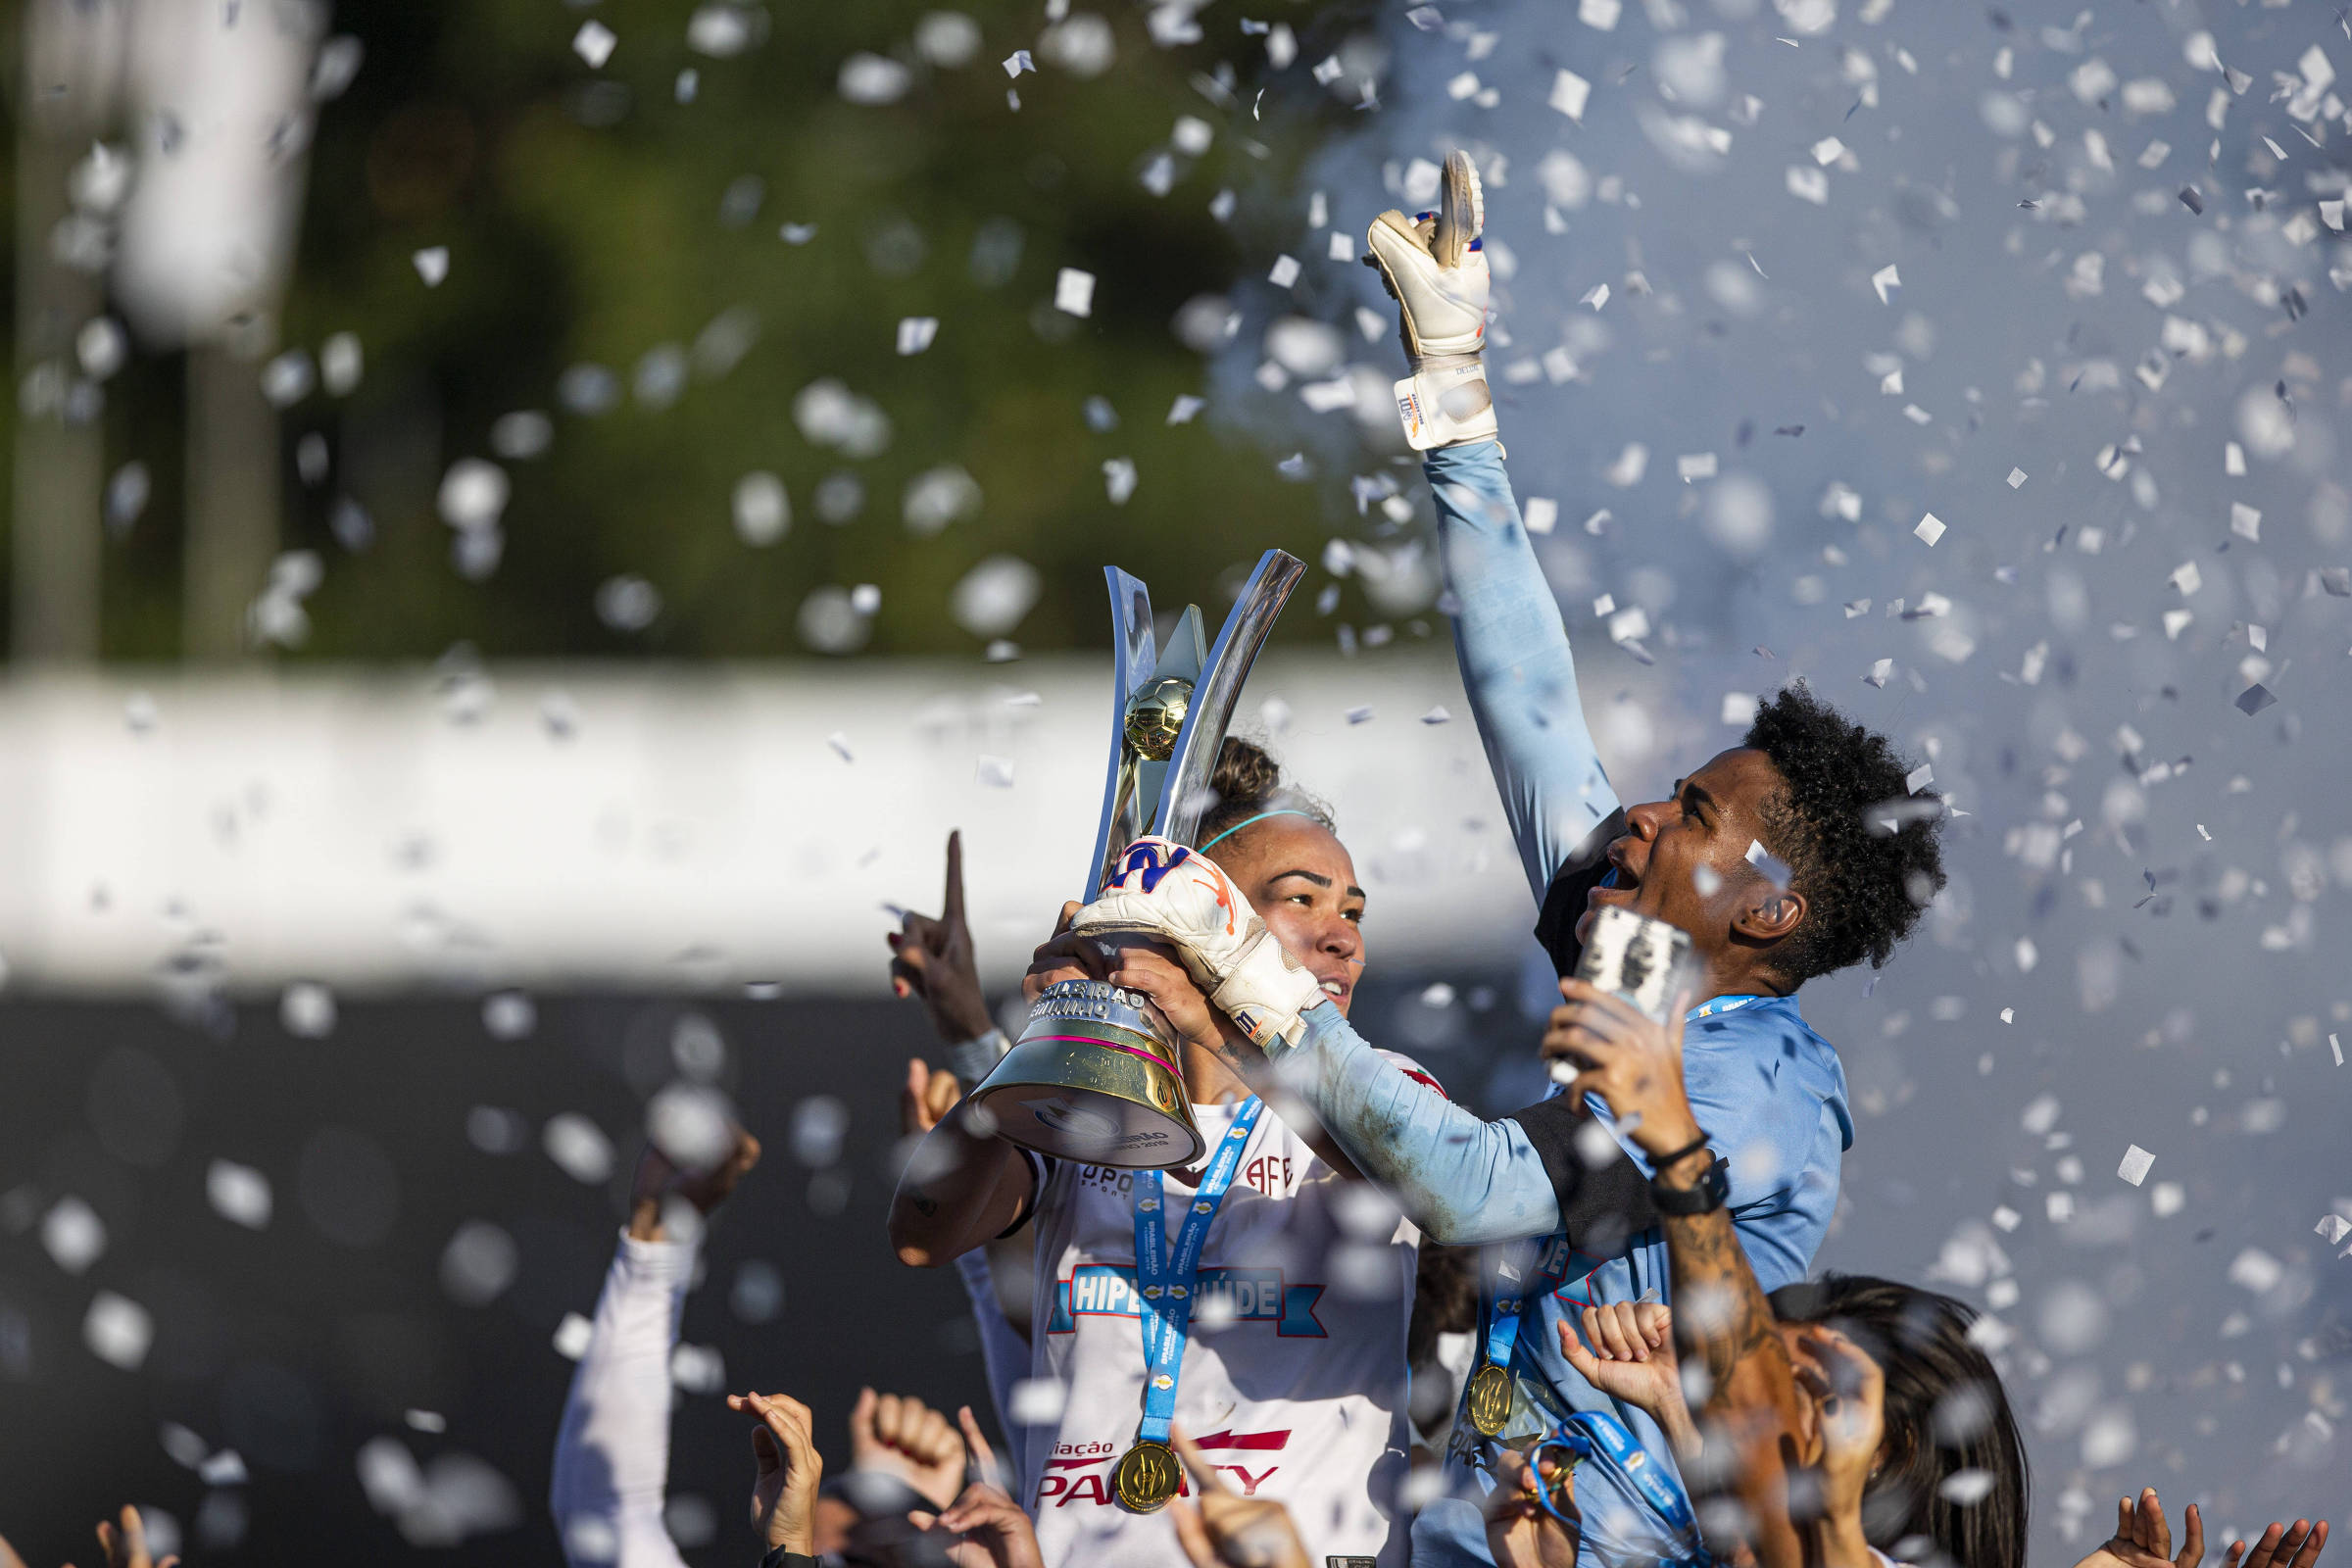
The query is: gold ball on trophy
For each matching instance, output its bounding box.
[1123,675,1193,761]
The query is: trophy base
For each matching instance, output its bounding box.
[967,980,1203,1169]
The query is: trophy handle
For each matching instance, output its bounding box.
[1153,549,1306,848]
[1086,568,1159,900]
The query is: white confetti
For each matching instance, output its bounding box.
[553,1312,594,1360]
[2227,1248,2283,1294]
[572,21,616,69]
[1914,513,1946,547]
[1009,1379,1067,1424]
[1549,68,1592,122]
[1871,263,1900,304]
[43,1196,107,1274]
[207,1160,273,1229]
[1523,497,1558,534]
[280,981,337,1039]
[412,247,450,287]
[2117,1145,2154,1186]
[84,1291,153,1370]
[2007,466,2027,488]
[1054,268,1096,317]
[1744,839,1792,888]
[896,317,939,355]
[543,1114,615,1184]
[1102,457,1138,505]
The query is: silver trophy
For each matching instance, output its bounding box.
[965,551,1304,1169]
[1576,906,1698,1024]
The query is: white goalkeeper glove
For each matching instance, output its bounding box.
[1072,837,1326,1052]
[1362,148,1497,450]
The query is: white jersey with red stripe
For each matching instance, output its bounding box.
[1016,1058,1442,1568]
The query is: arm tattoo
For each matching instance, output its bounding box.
[1663,1208,1788,1400]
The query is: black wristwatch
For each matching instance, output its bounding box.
[1649,1154,1731,1215]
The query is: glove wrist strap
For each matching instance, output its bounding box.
[1395,360,1498,451]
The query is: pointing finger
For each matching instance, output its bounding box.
[944,830,967,926]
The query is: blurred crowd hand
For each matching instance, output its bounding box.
[1790,1327,1883,1568]
[1,1506,184,1568]
[1481,1447,1580,1568]
[890,831,996,1045]
[902,1057,964,1137]
[2225,1521,2329,1568]
[2077,1490,2208,1568]
[907,1406,1041,1568]
[730,1391,822,1556]
[2071,1490,2328,1568]
[851,1387,967,1511]
[627,1125,762,1243]
[1169,1430,1313,1568]
[1555,1302,1693,1452]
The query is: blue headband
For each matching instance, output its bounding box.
[1200,808,1318,854]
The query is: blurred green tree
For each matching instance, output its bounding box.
[6,0,1383,662]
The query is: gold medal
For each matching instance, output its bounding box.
[1115,1438,1183,1512]
[1465,1363,1514,1438]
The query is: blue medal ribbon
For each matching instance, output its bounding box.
[1537,1409,1704,1548]
[1131,1097,1263,1445]
[1478,1236,1579,1382]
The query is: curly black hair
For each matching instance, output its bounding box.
[1742,682,1945,984]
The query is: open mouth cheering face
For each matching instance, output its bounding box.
[1577,747,1797,967]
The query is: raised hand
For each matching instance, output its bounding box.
[51,1506,181,1568]
[909,1467,1045,1568]
[901,1057,963,1137]
[1544,979,1704,1161]
[850,1387,968,1510]
[2073,1490,2208,1568]
[627,1124,761,1242]
[2226,1520,2328,1568]
[1791,1327,1886,1568]
[956,1400,1011,1495]
[1483,1446,1580,1568]
[1556,1301,1695,1453]
[730,1391,822,1555]
[1167,1428,1314,1568]
[890,829,996,1044]
[1361,149,1495,449]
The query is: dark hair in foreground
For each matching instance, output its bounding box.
[1743,683,1946,984]
[1197,736,1335,848]
[1770,1274,2029,1568]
